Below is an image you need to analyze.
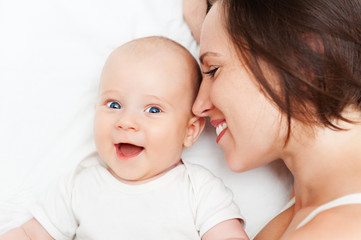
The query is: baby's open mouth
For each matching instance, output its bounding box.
[116,143,144,158]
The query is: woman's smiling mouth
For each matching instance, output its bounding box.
[211,120,228,143]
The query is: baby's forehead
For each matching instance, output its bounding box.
[115,37,192,63]
[109,41,194,79]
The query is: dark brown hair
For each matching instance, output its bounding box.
[219,0,361,140]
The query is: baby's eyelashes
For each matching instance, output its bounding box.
[107,101,121,109]
[105,101,163,114]
[145,106,162,113]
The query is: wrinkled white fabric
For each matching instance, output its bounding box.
[30,157,243,239]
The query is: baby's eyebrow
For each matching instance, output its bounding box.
[199,52,220,65]
[100,89,119,96]
[144,94,173,108]
[145,94,167,103]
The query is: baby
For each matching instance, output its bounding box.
[0,36,249,240]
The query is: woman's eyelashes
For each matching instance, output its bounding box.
[107,101,121,109]
[202,67,219,78]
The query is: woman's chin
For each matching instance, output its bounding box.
[225,151,267,172]
[225,153,249,172]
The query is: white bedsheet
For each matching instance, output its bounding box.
[0,0,292,238]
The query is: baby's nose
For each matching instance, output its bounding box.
[115,113,139,131]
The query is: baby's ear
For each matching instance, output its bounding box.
[183,116,206,147]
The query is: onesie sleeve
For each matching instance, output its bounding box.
[29,174,77,240]
[186,163,244,237]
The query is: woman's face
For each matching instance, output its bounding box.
[193,2,287,172]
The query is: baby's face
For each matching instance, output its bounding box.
[94,44,196,182]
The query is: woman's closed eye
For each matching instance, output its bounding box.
[145,106,161,113]
[203,67,219,78]
[107,101,121,109]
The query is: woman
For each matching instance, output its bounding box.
[189,0,361,239]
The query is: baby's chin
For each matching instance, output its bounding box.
[106,167,149,184]
[107,160,182,184]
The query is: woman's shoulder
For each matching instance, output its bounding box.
[286,204,361,240]
[254,203,294,240]
[256,196,361,240]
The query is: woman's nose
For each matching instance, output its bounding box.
[192,80,214,117]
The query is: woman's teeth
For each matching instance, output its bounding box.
[216,122,227,136]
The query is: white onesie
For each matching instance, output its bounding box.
[30,156,243,240]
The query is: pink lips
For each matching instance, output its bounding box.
[210,119,225,127]
[210,119,228,143]
[115,143,144,160]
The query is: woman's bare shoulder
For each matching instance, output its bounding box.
[256,203,361,240]
[254,205,294,240]
[286,204,361,240]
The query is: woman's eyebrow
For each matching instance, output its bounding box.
[199,52,220,65]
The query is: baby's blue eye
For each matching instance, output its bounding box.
[107,101,121,109]
[146,106,161,113]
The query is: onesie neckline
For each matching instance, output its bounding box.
[96,162,185,194]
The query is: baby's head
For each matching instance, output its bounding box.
[94,36,205,183]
